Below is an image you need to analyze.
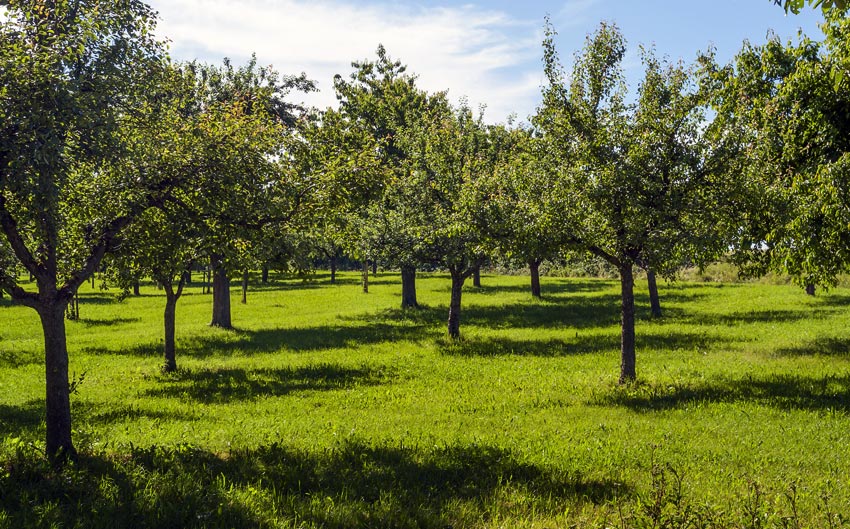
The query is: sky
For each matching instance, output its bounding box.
[146,0,825,124]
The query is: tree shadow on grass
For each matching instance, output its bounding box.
[75,402,201,426]
[437,329,731,358]
[0,401,42,438]
[593,373,850,413]
[0,439,628,529]
[0,348,41,368]
[142,364,393,403]
[773,336,850,357]
[76,316,142,327]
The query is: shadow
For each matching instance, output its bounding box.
[0,439,627,528]
[682,309,828,327]
[594,373,850,413]
[0,348,41,368]
[142,364,392,403]
[462,279,615,296]
[437,329,729,358]
[76,317,141,327]
[0,401,43,438]
[75,402,200,425]
[774,336,850,357]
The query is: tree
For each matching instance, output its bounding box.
[0,0,171,462]
[195,57,315,329]
[332,46,437,306]
[538,22,728,383]
[707,10,850,289]
[401,103,497,338]
[773,0,847,14]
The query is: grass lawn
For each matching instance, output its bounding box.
[1,271,849,527]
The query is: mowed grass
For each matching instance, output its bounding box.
[2,271,850,528]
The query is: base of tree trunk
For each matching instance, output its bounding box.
[806,284,816,296]
[530,260,541,298]
[619,264,636,384]
[647,270,662,318]
[401,265,419,309]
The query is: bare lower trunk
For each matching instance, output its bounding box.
[372,261,377,275]
[330,257,337,284]
[401,265,418,309]
[210,256,232,329]
[261,264,269,284]
[39,303,76,463]
[241,269,248,304]
[472,265,481,288]
[448,271,464,339]
[647,270,662,318]
[806,284,815,296]
[163,290,178,372]
[530,259,541,298]
[133,280,140,296]
[362,262,369,293]
[619,264,636,384]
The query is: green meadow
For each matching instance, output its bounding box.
[2,272,850,528]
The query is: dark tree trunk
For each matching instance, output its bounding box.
[401,265,418,309]
[806,284,816,296]
[361,261,369,293]
[530,259,542,298]
[647,270,662,318]
[163,288,178,372]
[90,275,95,289]
[210,256,232,329]
[261,264,269,284]
[330,256,337,284]
[619,264,636,384]
[448,270,465,339]
[183,271,192,286]
[472,265,481,287]
[241,269,248,304]
[372,261,378,275]
[162,275,186,373]
[38,303,76,463]
[133,280,140,296]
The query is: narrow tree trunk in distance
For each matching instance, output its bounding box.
[183,271,192,286]
[39,303,76,463]
[90,275,95,289]
[647,270,662,318]
[806,284,816,296]
[163,288,178,372]
[241,269,248,304]
[372,261,377,276]
[362,262,369,293]
[330,257,337,284]
[133,280,140,296]
[472,265,481,287]
[261,264,269,284]
[619,264,637,384]
[448,271,465,339]
[210,257,232,329]
[401,265,418,309]
[530,259,542,298]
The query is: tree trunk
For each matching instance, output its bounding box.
[183,271,192,286]
[647,270,662,318]
[372,261,378,276]
[163,288,178,372]
[38,303,76,463]
[619,264,637,384]
[133,280,140,296]
[361,261,369,293]
[530,259,542,298]
[401,265,418,309]
[472,265,481,287]
[330,256,337,284]
[447,271,465,339]
[806,284,816,296]
[210,256,232,329]
[241,269,248,304]
[261,264,269,284]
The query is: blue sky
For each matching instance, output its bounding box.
[147,0,824,123]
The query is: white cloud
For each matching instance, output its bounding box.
[148,0,546,122]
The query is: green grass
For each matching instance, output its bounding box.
[2,271,850,527]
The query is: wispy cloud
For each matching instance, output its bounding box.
[148,0,544,122]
